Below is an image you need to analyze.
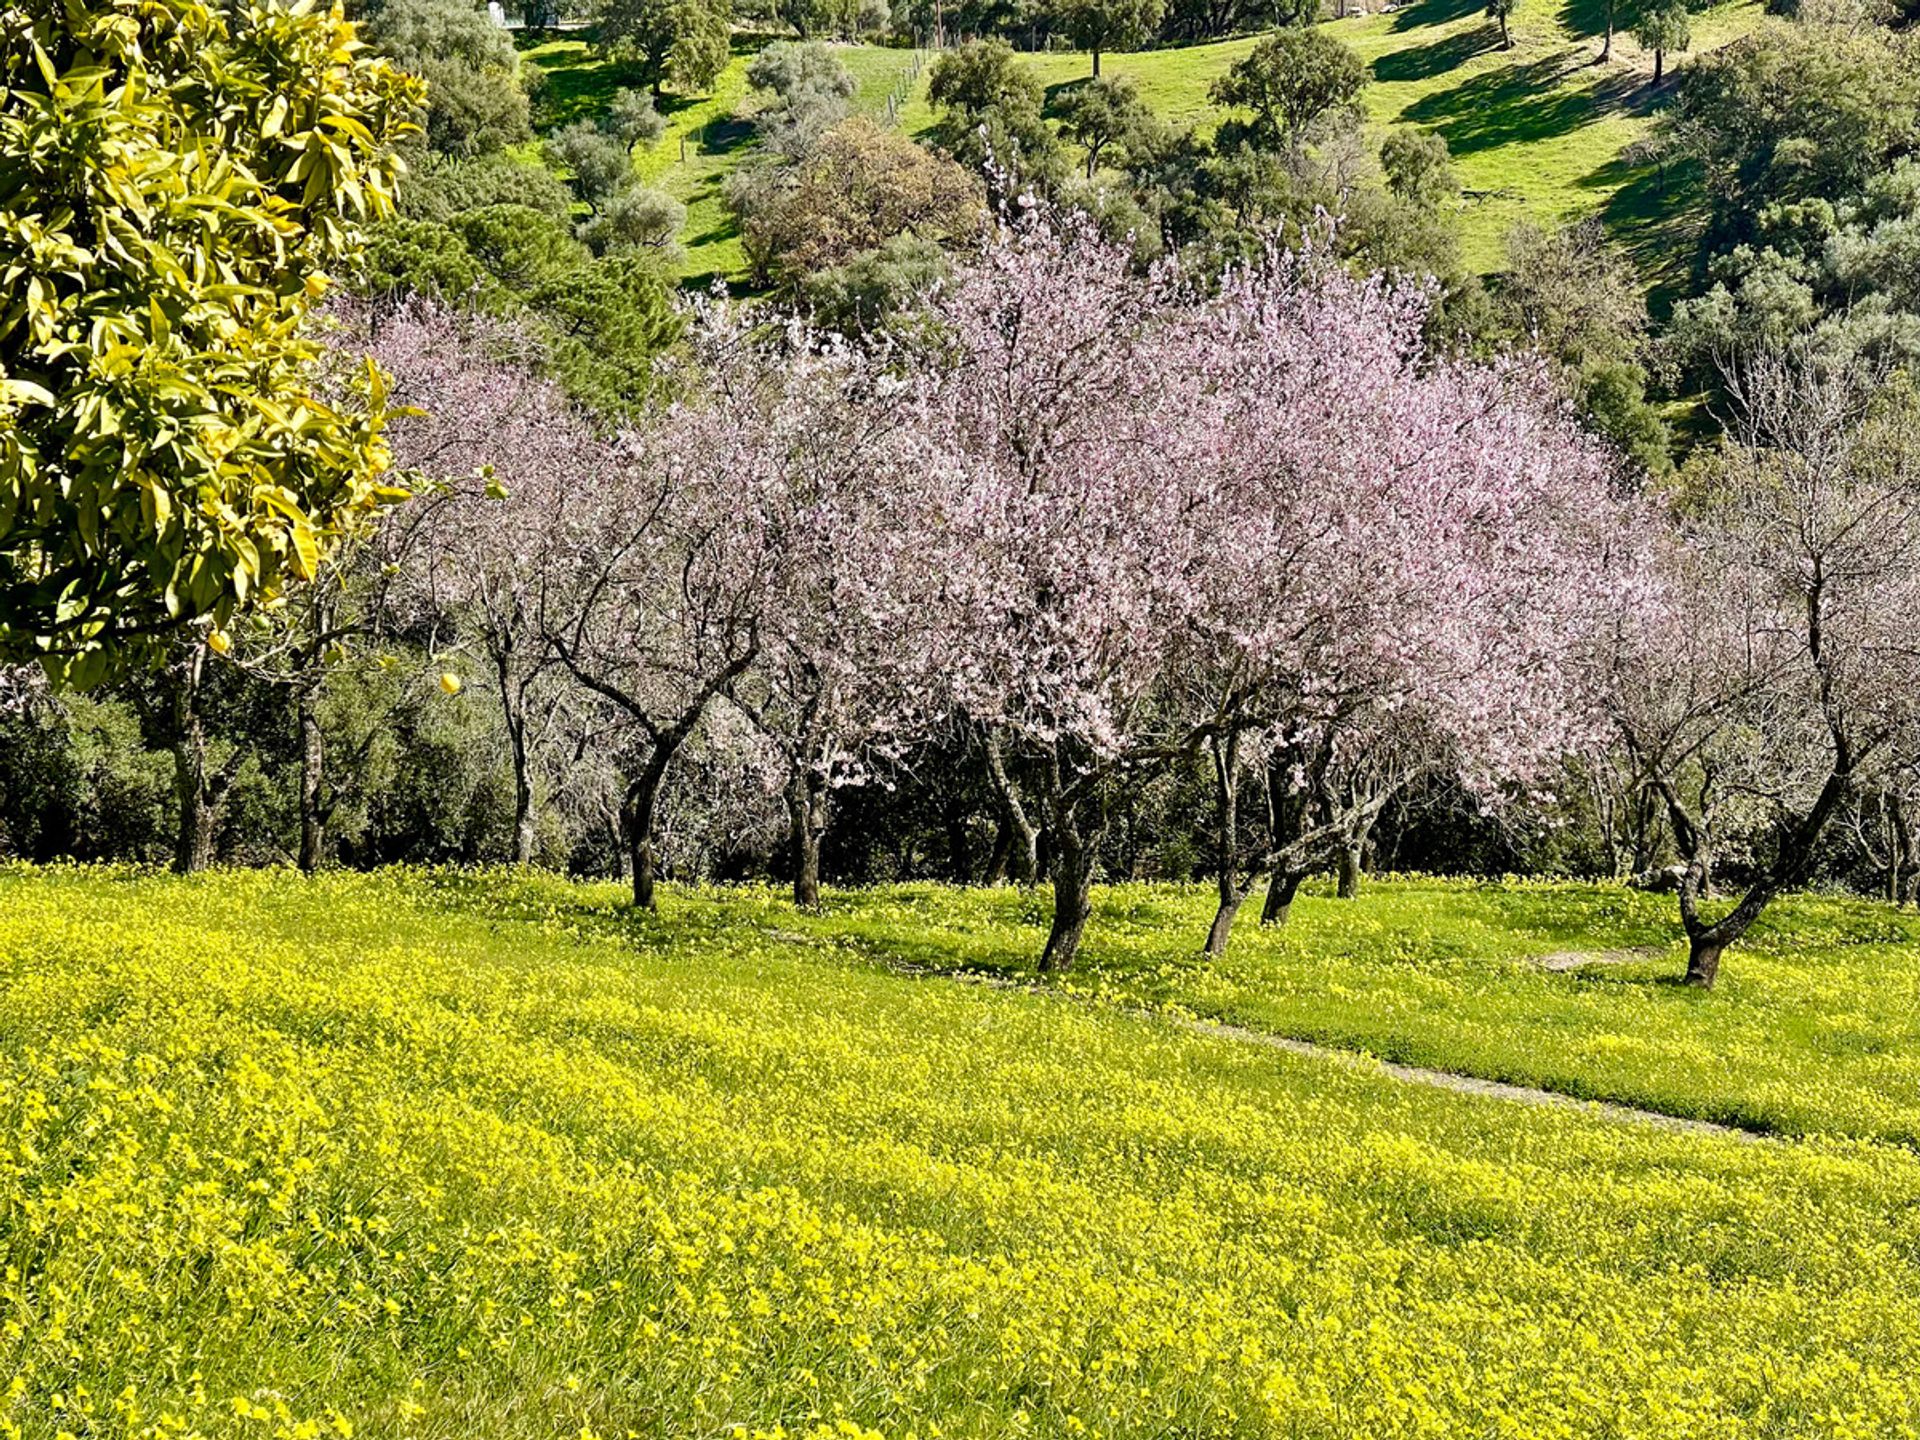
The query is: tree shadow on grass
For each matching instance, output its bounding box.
[1402,56,1634,155]
[1584,149,1709,313]
[1386,0,1493,32]
[695,112,760,157]
[1371,27,1494,83]
[1557,0,1615,44]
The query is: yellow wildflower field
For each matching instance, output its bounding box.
[2,868,1918,1439]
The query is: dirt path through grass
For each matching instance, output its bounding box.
[1170,1013,1755,1140]
[856,937,1758,1140]
[1531,945,1669,972]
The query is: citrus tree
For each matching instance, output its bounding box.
[0,0,421,685]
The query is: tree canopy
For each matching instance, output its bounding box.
[0,0,419,685]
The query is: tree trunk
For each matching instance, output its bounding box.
[622,751,674,911]
[1204,730,1247,957]
[786,768,827,909]
[1040,821,1096,973]
[164,648,234,876]
[1261,870,1303,926]
[1335,843,1363,899]
[1892,797,1913,906]
[1205,891,1246,955]
[1600,0,1613,59]
[1663,766,1851,988]
[173,748,218,876]
[1684,934,1725,988]
[1091,46,1101,77]
[1038,741,1102,973]
[983,728,1039,886]
[297,686,325,874]
[1652,47,1664,83]
[502,689,537,866]
[984,816,1013,886]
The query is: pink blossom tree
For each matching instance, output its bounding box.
[905,208,1213,971]
[338,300,617,866]
[1167,247,1654,955]
[1605,354,1920,986]
[544,307,944,911]
[722,330,955,909]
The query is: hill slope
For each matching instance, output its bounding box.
[525,0,1763,284]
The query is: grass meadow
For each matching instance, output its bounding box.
[3,867,1919,1438]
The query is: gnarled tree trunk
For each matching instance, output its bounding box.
[1204,729,1248,957]
[1335,842,1363,899]
[785,767,829,909]
[1038,741,1104,973]
[621,748,676,911]
[983,727,1040,886]
[160,647,244,876]
[1040,819,1097,973]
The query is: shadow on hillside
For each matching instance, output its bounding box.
[1556,0,1617,43]
[1585,150,1710,314]
[522,31,768,130]
[695,113,759,156]
[1386,0,1489,32]
[1403,57,1636,154]
[1371,27,1493,83]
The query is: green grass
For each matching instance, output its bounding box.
[4,866,1920,1437]
[1013,0,1762,273]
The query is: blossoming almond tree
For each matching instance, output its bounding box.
[1606,354,1920,986]
[909,209,1212,971]
[1171,247,1653,956]
[544,307,945,911]
[343,300,618,867]
[723,329,959,909]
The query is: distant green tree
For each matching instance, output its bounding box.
[360,206,682,415]
[799,235,952,334]
[1668,18,1917,245]
[355,0,533,156]
[597,0,734,95]
[1632,0,1689,83]
[0,1,419,684]
[1209,27,1368,157]
[550,121,641,206]
[398,153,579,225]
[730,116,984,285]
[747,42,859,155]
[1498,220,1669,475]
[606,88,670,148]
[928,40,1065,187]
[1380,128,1459,210]
[1053,0,1164,77]
[1485,0,1515,49]
[577,187,689,257]
[1057,76,1161,177]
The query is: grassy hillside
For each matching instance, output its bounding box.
[1022,0,1762,273]
[524,0,1762,286]
[524,37,931,286]
[5,868,1920,1437]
